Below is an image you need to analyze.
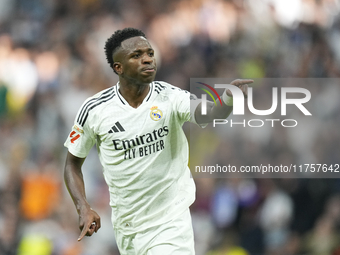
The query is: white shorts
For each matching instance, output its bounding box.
[114,209,195,255]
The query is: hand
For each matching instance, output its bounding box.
[227,79,254,98]
[78,207,101,241]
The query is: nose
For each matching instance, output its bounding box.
[142,53,153,64]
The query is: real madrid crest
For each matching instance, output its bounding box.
[150,106,163,121]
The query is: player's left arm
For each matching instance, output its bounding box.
[194,79,253,124]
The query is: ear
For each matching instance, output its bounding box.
[113,62,123,75]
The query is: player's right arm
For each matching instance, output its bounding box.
[64,152,101,241]
[64,94,102,241]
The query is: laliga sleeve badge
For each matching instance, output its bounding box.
[150,106,163,121]
[69,125,83,144]
[69,131,80,143]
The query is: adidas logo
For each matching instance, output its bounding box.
[108,122,125,133]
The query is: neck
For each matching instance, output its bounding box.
[118,79,150,108]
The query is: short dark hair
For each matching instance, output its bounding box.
[104,28,146,74]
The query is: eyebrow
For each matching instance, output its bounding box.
[130,48,154,54]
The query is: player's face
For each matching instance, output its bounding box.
[116,36,157,85]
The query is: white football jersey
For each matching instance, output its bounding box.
[64,81,201,235]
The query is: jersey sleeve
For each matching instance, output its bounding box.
[173,87,207,127]
[64,101,96,158]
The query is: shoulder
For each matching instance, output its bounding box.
[76,86,116,126]
[85,86,116,103]
[153,81,189,96]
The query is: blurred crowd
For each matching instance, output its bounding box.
[0,0,340,254]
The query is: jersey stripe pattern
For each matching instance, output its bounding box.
[77,87,116,126]
[65,81,197,235]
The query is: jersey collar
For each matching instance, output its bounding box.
[115,82,154,106]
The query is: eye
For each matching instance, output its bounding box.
[148,52,154,57]
[133,54,140,58]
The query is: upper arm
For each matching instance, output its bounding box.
[65,151,86,171]
[64,100,97,158]
[172,88,204,125]
[64,151,86,182]
[194,99,233,125]
[194,100,215,124]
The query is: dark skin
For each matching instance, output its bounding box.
[112,36,157,108]
[64,153,101,241]
[64,35,253,241]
